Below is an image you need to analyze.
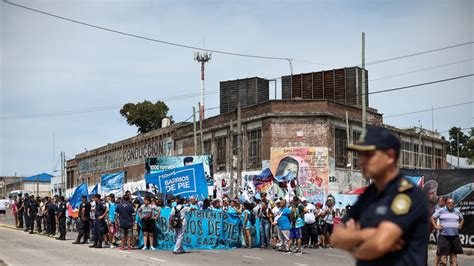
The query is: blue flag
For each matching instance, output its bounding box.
[101,171,124,197]
[69,183,88,209]
[89,183,98,197]
[136,191,144,204]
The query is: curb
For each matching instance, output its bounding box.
[0,223,60,239]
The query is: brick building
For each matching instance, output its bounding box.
[66,99,447,196]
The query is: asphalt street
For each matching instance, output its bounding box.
[1,212,473,265]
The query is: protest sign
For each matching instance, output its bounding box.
[145,163,208,200]
[138,208,242,250]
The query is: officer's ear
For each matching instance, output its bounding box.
[385,149,397,165]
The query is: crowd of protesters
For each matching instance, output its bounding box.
[4,190,338,255]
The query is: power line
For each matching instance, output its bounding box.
[2,0,291,61]
[1,90,219,120]
[370,58,474,82]
[4,0,471,68]
[384,102,473,119]
[368,74,473,96]
[365,42,474,66]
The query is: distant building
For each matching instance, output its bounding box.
[447,154,474,169]
[5,173,52,197]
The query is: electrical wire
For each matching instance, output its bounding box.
[384,102,473,119]
[1,90,219,120]
[2,0,291,61]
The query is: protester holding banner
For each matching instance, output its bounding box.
[170,196,192,254]
[138,197,160,250]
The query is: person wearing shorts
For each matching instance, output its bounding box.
[0,196,9,220]
[275,199,292,252]
[138,197,159,250]
[107,194,118,248]
[432,198,464,266]
[115,195,135,250]
[288,200,304,254]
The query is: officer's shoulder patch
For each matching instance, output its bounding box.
[398,178,414,192]
[391,193,411,215]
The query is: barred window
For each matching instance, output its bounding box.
[216,137,227,171]
[335,128,348,168]
[203,140,212,155]
[247,129,262,170]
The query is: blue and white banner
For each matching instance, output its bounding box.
[101,171,124,197]
[145,163,208,200]
[138,209,242,250]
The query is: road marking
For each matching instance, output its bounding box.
[205,250,219,253]
[119,250,131,254]
[243,255,263,260]
[150,257,167,262]
[325,254,347,258]
[295,263,308,266]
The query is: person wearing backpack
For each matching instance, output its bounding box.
[169,196,192,254]
[242,202,255,248]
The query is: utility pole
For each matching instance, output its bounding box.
[229,120,234,198]
[36,174,39,196]
[199,102,204,155]
[361,32,367,138]
[236,104,242,196]
[457,130,460,169]
[61,151,65,196]
[418,124,423,168]
[345,111,353,172]
[193,106,197,155]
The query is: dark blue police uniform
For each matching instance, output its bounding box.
[343,174,429,266]
[92,200,107,248]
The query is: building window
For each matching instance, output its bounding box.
[247,129,262,170]
[216,137,227,171]
[335,128,347,168]
[352,131,361,169]
[401,141,413,168]
[435,148,443,169]
[424,146,433,169]
[203,140,212,155]
[413,144,419,168]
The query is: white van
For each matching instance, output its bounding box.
[8,190,28,204]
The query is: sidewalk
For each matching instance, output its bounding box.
[0,211,80,242]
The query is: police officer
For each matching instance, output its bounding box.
[17,193,24,228]
[56,196,67,240]
[73,195,91,244]
[23,193,30,232]
[46,196,57,236]
[90,194,108,248]
[28,195,38,234]
[332,125,429,266]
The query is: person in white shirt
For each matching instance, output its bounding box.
[0,196,10,220]
[302,198,318,248]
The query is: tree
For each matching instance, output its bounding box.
[120,100,173,134]
[447,127,474,163]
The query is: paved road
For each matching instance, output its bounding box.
[1,211,473,265]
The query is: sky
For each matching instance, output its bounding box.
[1,0,473,176]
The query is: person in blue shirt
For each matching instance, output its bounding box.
[242,202,254,248]
[288,199,305,254]
[107,194,117,248]
[274,199,292,252]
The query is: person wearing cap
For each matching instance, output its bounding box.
[332,125,429,265]
[90,194,108,248]
[302,198,318,249]
[73,195,91,244]
[56,196,67,240]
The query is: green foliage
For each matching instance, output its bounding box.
[120,100,173,134]
[447,127,474,163]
